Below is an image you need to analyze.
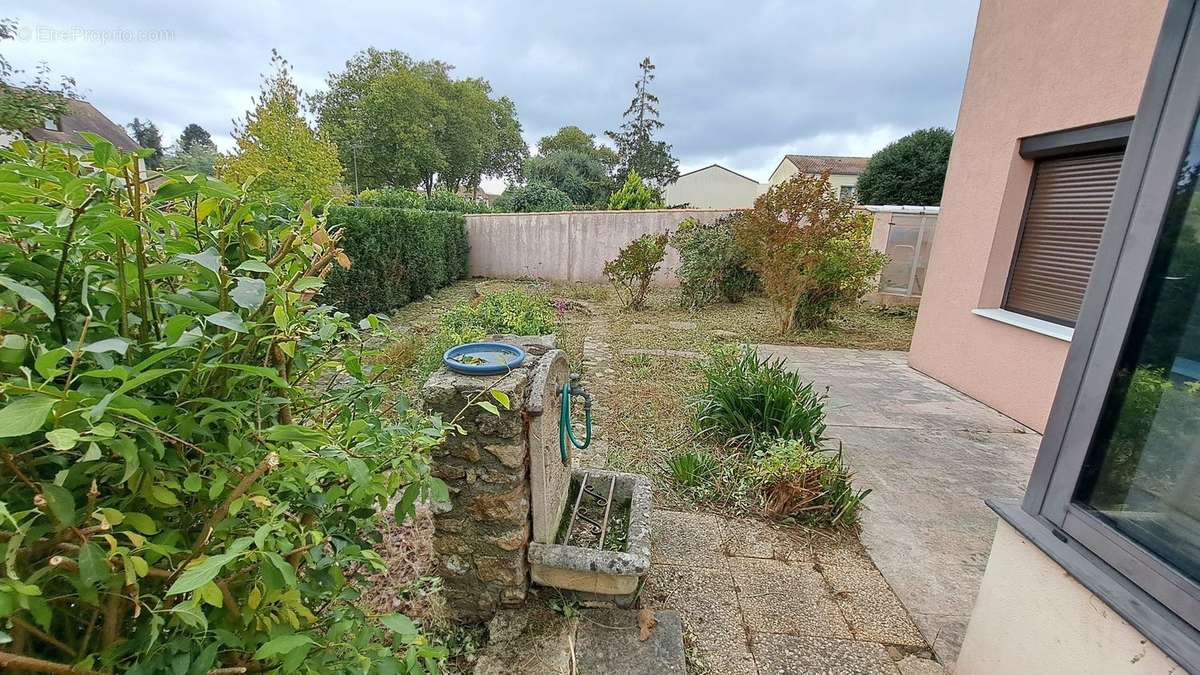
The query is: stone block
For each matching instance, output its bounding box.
[467,483,529,523]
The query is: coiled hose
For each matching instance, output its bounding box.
[559,380,592,463]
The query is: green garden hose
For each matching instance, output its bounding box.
[560,380,592,463]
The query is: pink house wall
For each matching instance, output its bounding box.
[909,0,1168,432]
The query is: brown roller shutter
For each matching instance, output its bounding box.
[1004,151,1124,326]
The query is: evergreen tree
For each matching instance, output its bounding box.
[177,123,214,152]
[127,117,164,169]
[605,58,679,189]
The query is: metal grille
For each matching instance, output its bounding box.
[1005,151,1124,326]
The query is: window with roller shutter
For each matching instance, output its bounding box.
[1005,141,1126,326]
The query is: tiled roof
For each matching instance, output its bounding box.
[785,154,870,176]
[24,98,140,152]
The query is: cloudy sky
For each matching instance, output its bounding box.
[4,1,979,190]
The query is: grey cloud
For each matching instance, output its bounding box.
[5,1,977,181]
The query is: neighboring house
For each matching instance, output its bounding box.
[767,154,869,200]
[661,163,764,208]
[22,98,140,153]
[914,0,1199,672]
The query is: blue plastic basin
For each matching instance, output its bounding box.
[442,342,526,375]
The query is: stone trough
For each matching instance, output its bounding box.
[528,468,651,600]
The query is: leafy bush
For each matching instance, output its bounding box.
[603,233,668,310]
[494,181,572,213]
[855,127,953,206]
[524,149,614,207]
[607,170,663,210]
[667,451,720,488]
[747,440,869,528]
[323,206,469,318]
[0,138,449,672]
[692,347,827,448]
[417,290,557,376]
[670,216,758,309]
[734,173,886,332]
[439,290,556,336]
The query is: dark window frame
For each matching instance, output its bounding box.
[1002,121,1132,327]
[1008,0,1200,669]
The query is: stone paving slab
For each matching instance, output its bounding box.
[757,345,1040,666]
[732,557,853,640]
[722,518,811,562]
[650,509,729,568]
[822,564,927,647]
[643,563,758,673]
[574,609,687,674]
[750,633,900,675]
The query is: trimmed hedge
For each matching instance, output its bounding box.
[324,206,469,317]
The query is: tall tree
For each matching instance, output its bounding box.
[314,48,527,194]
[855,128,954,206]
[176,123,214,152]
[524,149,612,206]
[218,51,343,202]
[127,118,164,169]
[0,18,75,133]
[605,58,679,189]
[538,125,619,175]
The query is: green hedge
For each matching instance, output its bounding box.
[324,206,469,317]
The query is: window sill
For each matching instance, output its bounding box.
[971,308,1073,342]
[987,499,1200,671]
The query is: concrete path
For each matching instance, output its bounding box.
[645,510,943,674]
[756,346,1040,667]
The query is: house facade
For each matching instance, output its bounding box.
[661,163,764,208]
[22,98,140,153]
[767,154,868,200]
[914,0,1199,671]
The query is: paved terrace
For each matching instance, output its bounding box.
[756,346,1040,666]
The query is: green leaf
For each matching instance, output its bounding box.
[80,442,102,462]
[489,389,511,410]
[177,248,222,274]
[476,400,500,417]
[45,428,79,450]
[0,275,55,319]
[346,458,369,486]
[83,337,131,356]
[234,260,273,274]
[78,541,108,586]
[0,203,58,223]
[253,634,315,660]
[292,276,324,292]
[162,292,220,315]
[0,183,47,199]
[263,551,297,588]
[33,348,70,380]
[0,396,57,437]
[89,368,183,421]
[166,552,239,595]
[229,277,266,311]
[124,512,158,535]
[394,483,420,523]
[38,482,75,528]
[380,613,417,637]
[143,262,188,280]
[427,477,450,503]
[206,311,246,333]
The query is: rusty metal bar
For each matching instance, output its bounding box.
[597,474,616,548]
[563,471,589,546]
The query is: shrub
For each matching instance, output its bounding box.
[667,450,720,488]
[425,188,494,214]
[494,181,572,213]
[692,346,827,448]
[734,173,886,333]
[359,187,427,209]
[323,206,469,318]
[603,233,669,310]
[439,289,557,336]
[670,215,758,309]
[747,440,869,528]
[417,290,557,377]
[607,169,663,210]
[0,138,449,672]
[855,127,954,206]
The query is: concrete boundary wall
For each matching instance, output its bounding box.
[464,208,740,286]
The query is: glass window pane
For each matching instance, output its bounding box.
[1076,111,1200,585]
